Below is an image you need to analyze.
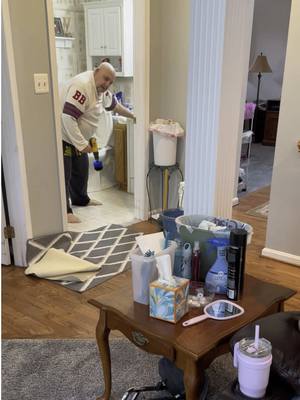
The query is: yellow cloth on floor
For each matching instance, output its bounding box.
[25,248,99,282]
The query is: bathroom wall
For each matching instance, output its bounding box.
[52,0,87,86]
[53,0,134,105]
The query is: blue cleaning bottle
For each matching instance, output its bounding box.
[205,237,229,294]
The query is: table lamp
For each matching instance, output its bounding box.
[249,52,272,105]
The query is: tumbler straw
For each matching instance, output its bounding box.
[254,324,260,349]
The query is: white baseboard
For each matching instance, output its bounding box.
[232,197,239,206]
[262,247,300,267]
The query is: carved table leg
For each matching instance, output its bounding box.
[95,310,111,400]
[184,358,205,400]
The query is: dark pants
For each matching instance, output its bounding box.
[63,141,90,214]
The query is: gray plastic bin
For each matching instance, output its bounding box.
[175,214,253,281]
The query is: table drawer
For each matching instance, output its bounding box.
[110,316,175,361]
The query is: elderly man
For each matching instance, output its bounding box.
[61,62,135,223]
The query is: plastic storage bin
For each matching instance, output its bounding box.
[175,214,253,281]
[161,208,184,240]
[130,241,177,305]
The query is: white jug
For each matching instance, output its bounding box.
[234,336,272,398]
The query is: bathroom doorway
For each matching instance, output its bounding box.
[51,0,137,231]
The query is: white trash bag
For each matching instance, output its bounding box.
[149,119,184,166]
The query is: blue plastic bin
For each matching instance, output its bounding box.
[161,208,184,240]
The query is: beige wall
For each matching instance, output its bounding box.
[150,0,189,172]
[7,0,64,236]
[148,0,189,211]
[265,0,300,257]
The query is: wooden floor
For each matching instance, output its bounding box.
[2,187,299,339]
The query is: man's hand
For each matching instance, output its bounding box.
[114,102,136,122]
[81,144,92,153]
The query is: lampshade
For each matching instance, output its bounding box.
[249,52,272,73]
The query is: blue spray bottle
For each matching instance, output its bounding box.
[205,237,229,294]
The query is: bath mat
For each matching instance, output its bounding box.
[26,224,143,292]
[246,202,269,219]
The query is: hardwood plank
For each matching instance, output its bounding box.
[2,188,299,339]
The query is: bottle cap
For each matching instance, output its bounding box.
[194,241,200,251]
[229,229,247,247]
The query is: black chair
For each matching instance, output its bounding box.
[216,312,300,400]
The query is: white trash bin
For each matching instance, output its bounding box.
[150,119,184,167]
[130,241,177,305]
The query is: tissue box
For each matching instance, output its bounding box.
[149,277,189,323]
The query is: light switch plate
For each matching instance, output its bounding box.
[34,73,49,94]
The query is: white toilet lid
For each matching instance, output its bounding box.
[95,111,113,148]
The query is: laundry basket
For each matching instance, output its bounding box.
[175,215,253,281]
[149,119,184,166]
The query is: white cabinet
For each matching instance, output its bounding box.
[83,0,133,76]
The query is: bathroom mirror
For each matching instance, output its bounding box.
[182,300,244,327]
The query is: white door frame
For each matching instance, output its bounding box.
[45,0,68,231]
[132,0,150,220]
[45,0,149,225]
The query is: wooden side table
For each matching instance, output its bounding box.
[89,272,295,400]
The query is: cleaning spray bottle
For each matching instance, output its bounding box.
[173,239,183,277]
[205,237,229,294]
[181,242,192,279]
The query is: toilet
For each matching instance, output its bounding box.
[88,111,116,192]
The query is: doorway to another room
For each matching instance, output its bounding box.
[237,0,291,200]
[52,0,136,232]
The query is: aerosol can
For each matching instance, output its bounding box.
[205,237,229,294]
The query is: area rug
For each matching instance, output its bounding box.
[2,338,236,400]
[246,202,269,219]
[26,224,143,293]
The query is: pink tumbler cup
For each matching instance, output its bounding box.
[234,337,272,398]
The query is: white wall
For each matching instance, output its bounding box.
[263,0,300,263]
[247,0,291,102]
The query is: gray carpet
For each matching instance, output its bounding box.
[239,143,275,197]
[2,338,236,400]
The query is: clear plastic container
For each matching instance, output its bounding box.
[130,241,177,305]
